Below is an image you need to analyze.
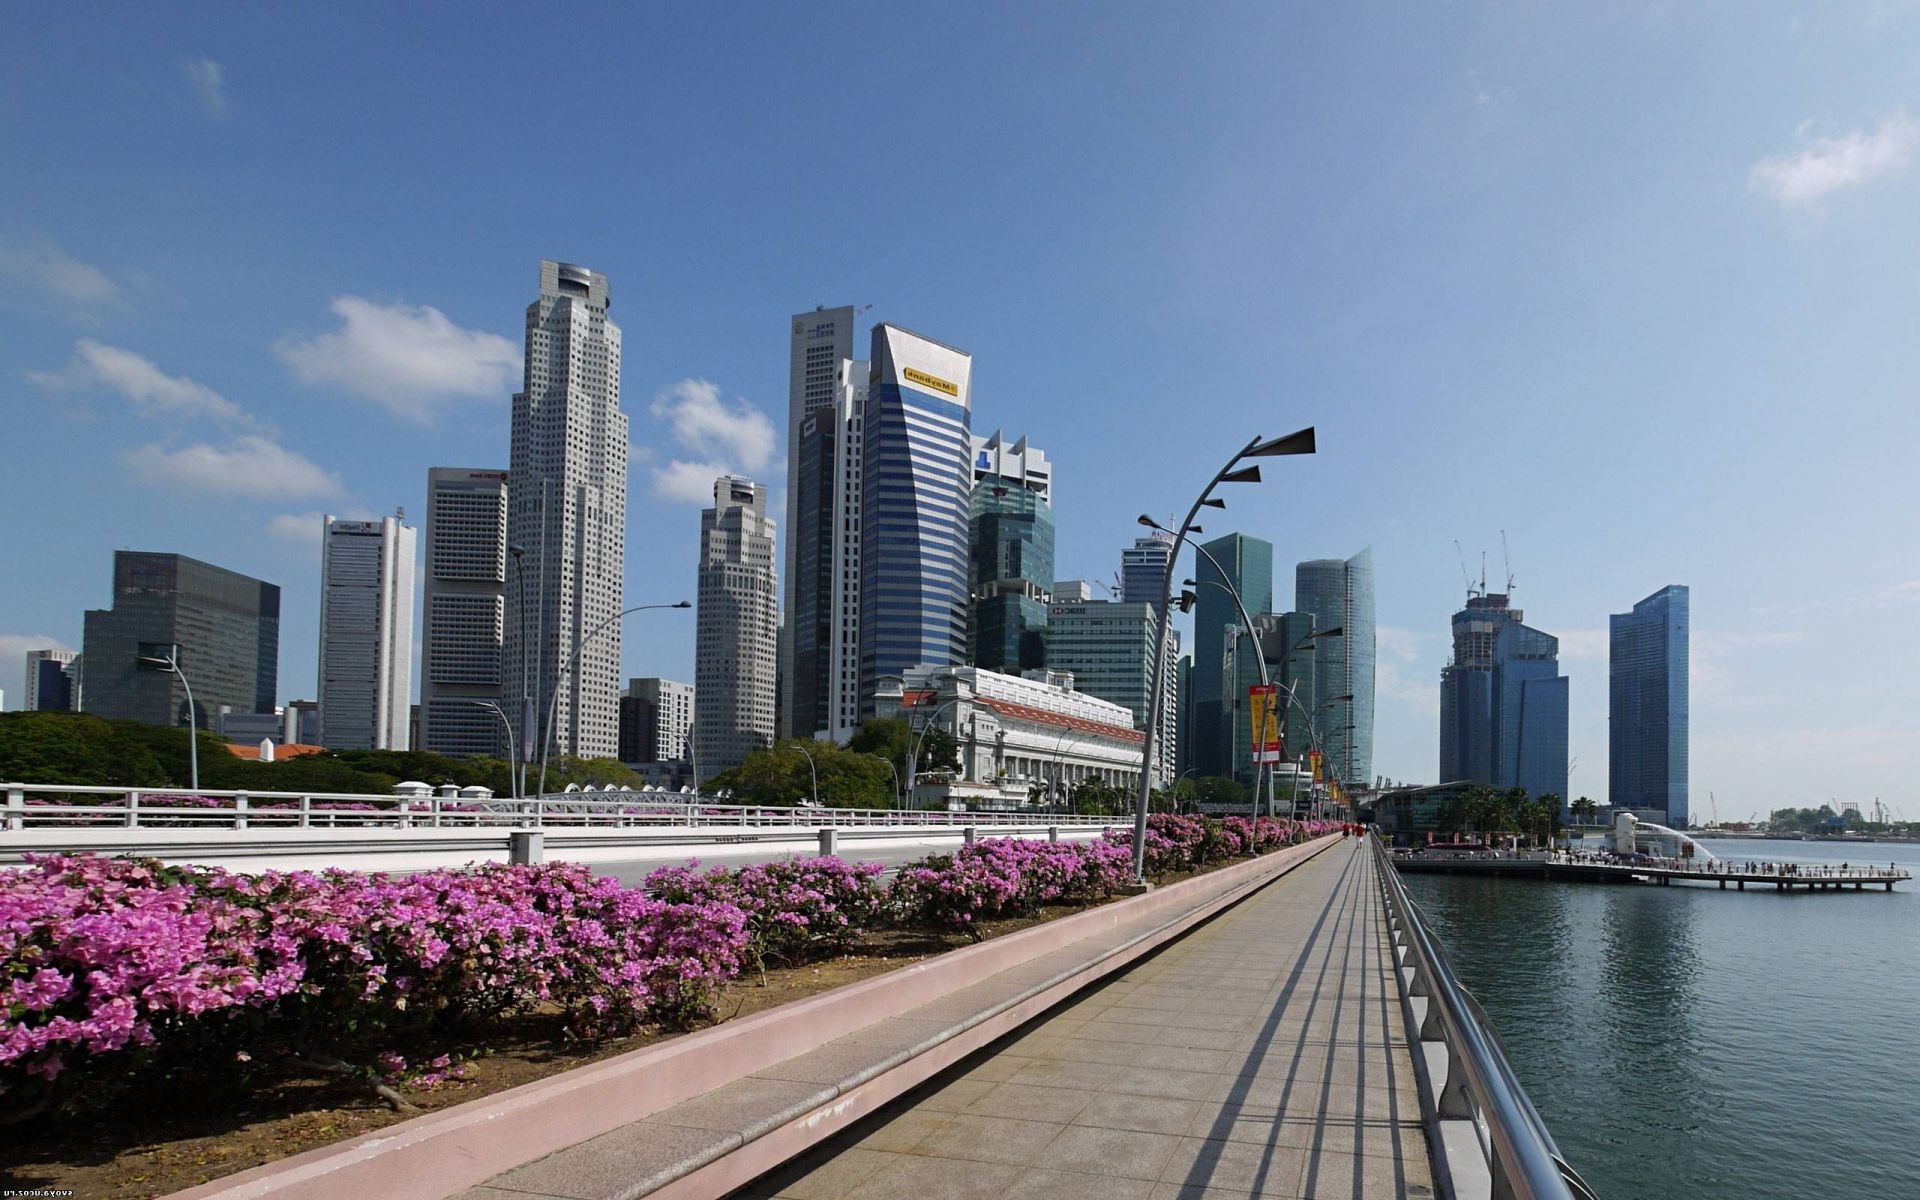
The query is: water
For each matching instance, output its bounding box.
[1402,837,1920,1200]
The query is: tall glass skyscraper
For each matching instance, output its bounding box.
[1295,549,1375,790]
[780,305,857,740]
[1610,584,1689,826]
[968,432,1053,673]
[1439,593,1568,807]
[1191,533,1273,780]
[1120,533,1174,604]
[858,325,972,711]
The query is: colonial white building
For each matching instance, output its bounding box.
[875,666,1147,810]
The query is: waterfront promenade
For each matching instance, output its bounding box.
[728,840,1430,1199]
[1394,848,1911,892]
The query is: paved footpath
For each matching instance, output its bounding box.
[731,839,1433,1200]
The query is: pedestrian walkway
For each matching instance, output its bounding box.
[733,839,1433,1200]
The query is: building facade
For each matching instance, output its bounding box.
[419,467,510,758]
[1045,599,1177,785]
[619,677,695,765]
[1190,533,1273,780]
[81,551,280,728]
[1610,584,1690,826]
[1120,532,1174,604]
[504,261,627,763]
[858,324,973,712]
[779,305,858,741]
[317,514,415,749]
[1224,611,1319,796]
[1294,549,1376,790]
[24,649,81,712]
[694,476,777,782]
[969,431,1054,673]
[1438,593,1569,807]
[874,666,1146,809]
[787,355,867,742]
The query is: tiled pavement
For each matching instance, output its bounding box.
[732,839,1433,1200]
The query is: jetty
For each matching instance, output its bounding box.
[1392,849,1910,892]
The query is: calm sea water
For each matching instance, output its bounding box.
[1402,837,1920,1200]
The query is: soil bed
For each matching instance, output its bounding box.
[2,869,1234,1200]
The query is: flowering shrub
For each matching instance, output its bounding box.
[0,856,746,1119]
[645,856,885,970]
[890,837,1134,939]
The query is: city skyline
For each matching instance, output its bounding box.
[5,8,1919,808]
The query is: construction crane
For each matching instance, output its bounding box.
[1500,530,1516,594]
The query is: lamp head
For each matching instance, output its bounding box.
[508,544,526,558]
[1219,465,1262,485]
[1136,514,1162,530]
[1246,426,1316,458]
[673,600,692,609]
[1316,625,1344,638]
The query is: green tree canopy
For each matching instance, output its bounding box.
[710,739,894,808]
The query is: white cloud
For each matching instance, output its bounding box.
[0,634,77,710]
[651,459,735,505]
[126,435,343,499]
[277,296,520,422]
[646,378,778,504]
[29,339,243,421]
[0,233,122,307]
[183,59,225,115]
[266,512,324,544]
[1751,112,1918,205]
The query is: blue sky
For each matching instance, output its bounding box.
[3,4,1917,814]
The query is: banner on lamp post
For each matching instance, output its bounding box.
[1248,684,1281,764]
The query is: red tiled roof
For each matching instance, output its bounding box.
[900,691,1144,744]
[225,742,327,760]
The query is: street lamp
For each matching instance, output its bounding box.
[466,700,519,798]
[904,677,964,809]
[867,752,901,807]
[1129,427,1317,882]
[135,646,199,791]
[1178,570,1268,822]
[508,544,531,803]
[794,742,820,807]
[536,601,692,797]
[1051,729,1089,813]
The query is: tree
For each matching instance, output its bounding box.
[1571,796,1598,828]
[846,717,960,787]
[1189,776,1247,810]
[709,740,893,808]
[1071,777,1126,815]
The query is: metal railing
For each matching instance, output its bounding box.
[1372,836,1598,1200]
[2,782,1124,833]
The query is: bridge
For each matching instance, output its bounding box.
[1393,848,1911,892]
[163,834,1591,1200]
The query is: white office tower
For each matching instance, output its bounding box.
[419,468,510,756]
[1121,532,1175,604]
[695,476,778,782]
[788,355,868,742]
[779,306,857,740]
[505,261,628,763]
[317,514,416,749]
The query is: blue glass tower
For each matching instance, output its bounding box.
[1191,533,1273,780]
[1295,549,1376,790]
[1610,584,1689,826]
[1439,593,1568,809]
[858,325,972,713]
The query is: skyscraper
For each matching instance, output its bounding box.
[419,468,510,758]
[1120,532,1174,604]
[858,325,972,711]
[81,551,279,728]
[619,677,695,764]
[23,649,80,712]
[1295,549,1376,790]
[780,306,858,741]
[316,514,415,749]
[787,355,866,742]
[1046,599,1178,784]
[1439,593,1568,805]
[694,476,777,782]
[1610,584,1690,826]
[969,432,1053,673]
[1190,533,1273,779]
[504,261,627,763]
[1225,612,1319,793]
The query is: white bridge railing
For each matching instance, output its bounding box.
[2,783,1122,833]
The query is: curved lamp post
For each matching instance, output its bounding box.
[905,698,962,809]
[1128,427,1317,882]
[1172,566,1266,821]
[793,742,821,807]
[135,648,199,791]
[536,601,691,796]
[508,545,531,803]
[466,699,519,799]
[867,752,901,807]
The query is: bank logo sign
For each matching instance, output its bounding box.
[903,366,959,398]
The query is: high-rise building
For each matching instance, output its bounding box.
[1224,612,1319,794]
[1174,653,1194,782]
[779,306,857,741]
[504,261,627,763]
[1121,532,1175,604]
[1190,533,1273,779]
[1438,593,1568,805]
[81,551,279,728]
[1610,584,1690,826]
[969,431,1054,673]
[619,677,695,764]
[694,476,777,782]
[787,356,867,742]
[419,468,510,758]
[1045,599,1177,784]
[317,514,415,749]
[1295,549,1376,790]
[24,649,81,712]
[858,325,972,711]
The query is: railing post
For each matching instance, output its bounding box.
[431,796,443,828]
[963,825,978,846]
[819,828,839,857]
[509,830,544,865]
[299,795,312,829]
[126,790,141,828]
[1048,826,1060,844]
[4,785,23,832]
[234,792,250,831]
